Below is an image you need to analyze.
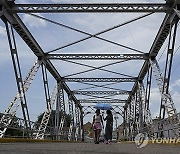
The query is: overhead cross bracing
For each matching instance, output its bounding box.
[0,0,180,141]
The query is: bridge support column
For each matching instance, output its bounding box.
[55,81,66,140]
[35,64,57,139]
[35,84,57,139]
[128,96,135,140]
[123,106,128,140]
[75,104,81,141]
[80,108,84,141]
[5,22,31,138]
[68,95,75,141]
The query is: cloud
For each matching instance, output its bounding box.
[172,92,180,111]
[172,79,180,87]
[0,26,6,36]
[23,13,47,28]
[149,78,180,118]
[149,87,161,117]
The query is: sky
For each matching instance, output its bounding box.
[0,0,180,128]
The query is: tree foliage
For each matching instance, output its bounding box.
[35,110,71,128]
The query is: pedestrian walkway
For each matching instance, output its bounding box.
[0,142,179,154]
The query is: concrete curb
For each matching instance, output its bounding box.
[117,140,180,146]
[0,138,83,143]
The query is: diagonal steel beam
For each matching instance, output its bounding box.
[9,3,170,13]
[46,54,148,60]
[63,59,134,78]
[30,13,150,54]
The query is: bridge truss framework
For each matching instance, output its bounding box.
[0,0,180,141]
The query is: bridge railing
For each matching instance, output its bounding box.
[150,113,180,138]
[0,112,59,139]
[124,112,180,140]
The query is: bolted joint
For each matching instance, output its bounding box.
[150,56,156,61]
[68,94,73,100]
[161,104,165,108]
[166,0,176,7]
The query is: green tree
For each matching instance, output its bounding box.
[35,110,71,128]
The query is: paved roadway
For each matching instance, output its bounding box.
[0,142,179,154]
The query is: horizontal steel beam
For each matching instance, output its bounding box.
[10,3,170,13]
[45,53,148,60]
[79,100,127,103]
[63,78,137,82]
[73,91,131,95]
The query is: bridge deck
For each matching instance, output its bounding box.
[0,142,179,154]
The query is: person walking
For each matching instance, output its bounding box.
[92,109,104,144]
[104,110,113,144]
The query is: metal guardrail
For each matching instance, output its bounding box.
[124,113,180,140]
[0,113,57,139]
[150,113,180,138]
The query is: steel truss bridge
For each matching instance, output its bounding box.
[0,0,180,141]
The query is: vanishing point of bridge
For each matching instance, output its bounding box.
[0,0,180,150]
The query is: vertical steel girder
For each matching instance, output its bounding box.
[0,60,41,138]
[126,104,130,139]
[55,81,66,140]
[80,108,84,141]
[5,22,31,138]
[35,84,57,139]
[161,22,178,119]
[150,58,177,118]
[134,92,140,134]
[41,64,51,110]
[137,88,144,133]
[74,105,81,141]
[128,97,135,140]
[126,81,153,137]
[138,81,152,126]
[145,67,153,118]
[123,107,128,139]
[35,65,57,139]
[68,96,75,141]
